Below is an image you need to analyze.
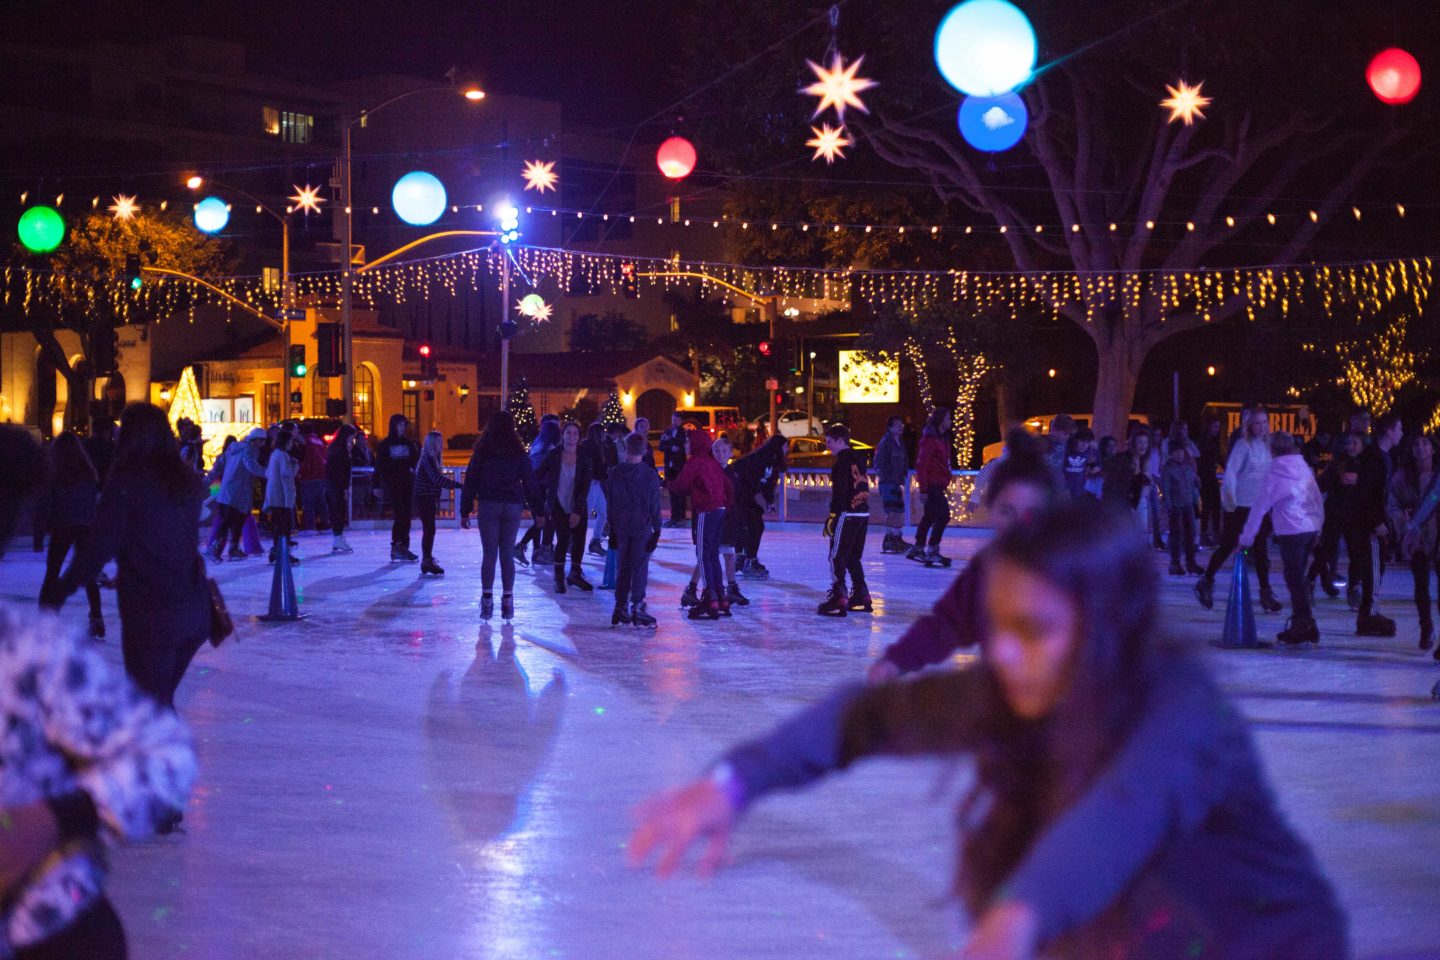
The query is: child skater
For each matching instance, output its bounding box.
[604,432,662,627]
[818,424,872,616]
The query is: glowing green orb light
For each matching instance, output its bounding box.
[18,206,65,253]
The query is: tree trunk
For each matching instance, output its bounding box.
[994,373,1021,436]
[1090,340,1144,440]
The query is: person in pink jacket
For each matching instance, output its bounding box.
[1240,432,1324,645]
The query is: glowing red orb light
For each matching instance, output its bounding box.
[1367,48,1421,104]
[419,343,432,357]
[656,137,697,180]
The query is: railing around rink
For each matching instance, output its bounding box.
[346,466,467,527]
[343,466,985,529]
[773,468,985,526]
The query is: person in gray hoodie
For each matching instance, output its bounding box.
[604,432,662,627]
[874,416,911,554]
[205,428,266,562]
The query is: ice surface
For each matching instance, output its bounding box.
[4,525,1437,959]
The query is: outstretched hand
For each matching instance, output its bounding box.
[628,778,738,879]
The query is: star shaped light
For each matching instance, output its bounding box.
[531,301,553,322]
[288,184,325,214]
[802,54,876,120]
[107,194,139,221]
[522,160,558,194]
[1160,80,1212,126]
[806,123,853,164]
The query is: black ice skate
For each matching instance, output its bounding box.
[688,590,721,620]
[611,603,631,626]
[1277,617,1319,645]
[1194,577,1215,609]
[421,557,444,576]
[480,595,494,620]
[680,582,700,607]
[923,549,952,568]
[816,587,849,617]
[846,588,873,613]
[726,582,749,606]
[630,603,657,628]
[567,570,594,592]
[1258,586,1283,614]
[1356,612,1396,637]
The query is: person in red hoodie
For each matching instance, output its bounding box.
[295,422,330,533]
[908,407,955,567]
[670,429,734,620]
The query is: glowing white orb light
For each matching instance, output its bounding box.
[193,196,230,233]
[934,0,1037,97]
[391,171,447,226]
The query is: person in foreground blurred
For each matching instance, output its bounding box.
[630,502,1347,960]
[0,424,198,960]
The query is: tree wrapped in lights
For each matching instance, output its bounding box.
[510,377,538,445]
[1289,315,1435,420]
[598,389,627,430]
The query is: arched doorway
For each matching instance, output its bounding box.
[353,363,378,437]
[635,388,677,428]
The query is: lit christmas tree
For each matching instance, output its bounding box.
[510,377,538,445]
[598,388,627,429]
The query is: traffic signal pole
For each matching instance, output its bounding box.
[500,249,511,410]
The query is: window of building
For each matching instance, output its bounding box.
[262,382,281,425]
[353,365,376,436]
[403,390,420,429]
[262,107,313,144]
[281,111,313,144]
[311,371,330,418]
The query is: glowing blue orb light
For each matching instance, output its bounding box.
[935,0,1038,97]
[391,171,447,226]
[193,196,230,233]
[958,93,1029,151]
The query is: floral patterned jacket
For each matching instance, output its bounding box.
[0,604,197,953]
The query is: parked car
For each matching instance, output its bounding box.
[980,412,1151,463]
[677,406,746,437]
[784,435,873,470]
[749,409,824,438]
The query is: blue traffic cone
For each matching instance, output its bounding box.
[600,545,617,590]
[259,534,305,622]
[1221,548,1261,648]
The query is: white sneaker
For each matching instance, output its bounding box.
[332,536,354,554]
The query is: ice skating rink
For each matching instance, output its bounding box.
[5,526,1438,959]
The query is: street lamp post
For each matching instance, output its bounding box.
[336,81,484,427]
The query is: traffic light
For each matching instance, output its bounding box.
[774,391,786,407]
[619,261,638,299]
[316,323,344,377]
[758,340,772,357]
[288,344,307,378]
[92,327,119,375]
[125,253,143,290]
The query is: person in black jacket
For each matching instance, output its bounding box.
[38,431,105,638]
[818,424,871,617]
[537,421,595,593]
[460,410,541,621]
[376,413,420,562]
[731,433,787,580]
[630,503,1348,960]
[1350,414,1403,636]
[46,403,211,712]
[658,412,689,527]
[605,432,663,627]
[414,430,462,576]
[324,424,357,554]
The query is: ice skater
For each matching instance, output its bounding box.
[874,415,912,554]
[415,430,462,576]
[604,432,662,627]
[670,429,733,620]
[1239,432,1324,644]
[630,502,1350,960]
[377,413,420,562]
[1195,408,1278,613]
[818,424,871,616]
[908,407,954,567]
[537,421,595,594]
[1398,433,1440,660]
[460,411,542,621]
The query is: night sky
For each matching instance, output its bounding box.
[15,0,685,127]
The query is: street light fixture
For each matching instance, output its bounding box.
[336,81,485,428]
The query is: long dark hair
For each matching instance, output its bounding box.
[924,406,951,437]
[1400,432,1435,491]
[958,503,1155,912]
[475,409,524,459]
[50,431,98,486]
[535,418,562,450]
[110,402,201,502]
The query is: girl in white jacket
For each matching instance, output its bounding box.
[1196,410,1277,612]
[1241,433,1324,644]
[264,428,300,566]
